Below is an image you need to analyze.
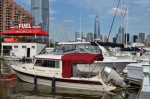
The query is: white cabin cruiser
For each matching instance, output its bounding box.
[10,53,116,91]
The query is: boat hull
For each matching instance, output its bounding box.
[11,66,115,91]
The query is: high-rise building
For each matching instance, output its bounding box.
[113,37,116,43]
[75,32,83,42]
[133,35,138,43]
[139,32,145,41]
[103,35,108,42]
[116,27,125,44]
[125,33,130,43]
[31,0,49,33]
[87,32,93,42]
[94,14,102,41]
[145,34,150,46]
[0,0,32,32]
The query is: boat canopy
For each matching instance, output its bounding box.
[91,42,124,48]
[61,53,103,78]
[1,29,49,36]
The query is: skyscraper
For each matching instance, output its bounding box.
[125,33,130,43]
[116,27,125,44]
[30,0,49,33]
[133,35,138,43]
[139,32,145,41]
[87,32,93,42]
[113,37,116,43]
[94,13,102,41]
[75,32,83,42]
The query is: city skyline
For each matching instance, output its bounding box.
[13,0,150,42]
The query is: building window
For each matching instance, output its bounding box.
[14,45,18,48]
[32,7,39,10]
[22,46,26,48]
[32,46,35,49]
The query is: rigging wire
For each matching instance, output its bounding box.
[115,7,127,43]
[107,0,121,42]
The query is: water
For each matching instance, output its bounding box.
[0,60,139,99]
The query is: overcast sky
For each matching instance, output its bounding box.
[14,0,150,42]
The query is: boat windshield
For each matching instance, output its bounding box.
[53,42,102,54]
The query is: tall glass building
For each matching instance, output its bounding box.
[94,14,102,41]
[139,32,145,41]
[30,0,49,33]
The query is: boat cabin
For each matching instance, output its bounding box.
[33,53,104,78]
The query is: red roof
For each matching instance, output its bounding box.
[61,53,103,78]
[1,29,49,36]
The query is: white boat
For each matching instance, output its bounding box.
[56,42,137,73]
[10,53,116,91]
[126,58,150,84]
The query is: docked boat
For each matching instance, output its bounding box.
[10,53,116,91]
[126,58,150,84]
[56,42,137,73]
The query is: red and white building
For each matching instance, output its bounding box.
[1,23,49,59]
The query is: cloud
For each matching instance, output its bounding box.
[108,8,126,16]
[50,17,56,20]
[62,20,74,23]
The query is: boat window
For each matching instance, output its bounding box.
[55,61,59,68]
[34,60,60,68]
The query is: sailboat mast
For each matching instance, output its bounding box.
[120,0,123,44]
[80,10,81,34]
[126,2,128,48]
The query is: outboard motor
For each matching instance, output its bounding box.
[101,67,129,87]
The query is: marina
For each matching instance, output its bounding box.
[0,0,150,99]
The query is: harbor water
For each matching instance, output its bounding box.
[0,60,139,99]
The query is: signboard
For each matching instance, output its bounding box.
[4,38,15,42]
[10,23,42,30]
[19,23,32,29]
